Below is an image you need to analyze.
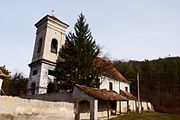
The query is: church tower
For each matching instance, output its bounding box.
[28,15,69,95]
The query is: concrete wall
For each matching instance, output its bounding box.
[141,101,154,111]
[129,100,136,112]
[0,96,74,120]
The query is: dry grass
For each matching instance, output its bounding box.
[110,112,180,120]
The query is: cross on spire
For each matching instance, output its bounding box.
[51,6,55,16]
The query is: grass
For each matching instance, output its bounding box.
[110,112,180,120]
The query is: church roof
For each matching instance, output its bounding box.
[94,57,128,82]
[35,15,69,28]
[120,90,137,100]
[76,84,127,101]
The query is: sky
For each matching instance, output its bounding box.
[0,0,180,76]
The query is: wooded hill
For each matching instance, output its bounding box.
[113,57,180,114]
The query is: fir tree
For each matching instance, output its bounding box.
[54,14,100,91]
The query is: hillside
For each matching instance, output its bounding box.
[114,57,180,113]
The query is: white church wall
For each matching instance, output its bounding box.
[100,77,120,94]
[120,82,130,92]
[38,63,55,94]
[31,29,46,63]
[42,19,66,63]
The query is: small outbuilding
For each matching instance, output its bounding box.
[73,84,127,120]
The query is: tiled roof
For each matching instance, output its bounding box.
[94,57,127,81]
[76,84,127,101]
[120,90,137,100]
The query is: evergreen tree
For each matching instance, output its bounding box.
[54,14,100,91]
[9,72,28,96]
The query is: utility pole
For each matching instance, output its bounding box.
[137,73,141,113]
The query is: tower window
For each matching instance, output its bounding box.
[32,70,38,75]
[51,38,58,54]
[48,70,54,76]
[37,38,42,53]
[109,82,113,91]
[125,87,128,92]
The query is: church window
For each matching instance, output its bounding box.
[109,82,113,91]
[51,38,58,54]
[32,70,38,75]
[125,87,128,92]
[37,38,42,53]
[48,70,54,76]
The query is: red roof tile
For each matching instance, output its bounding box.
[94,57,127,81]
[76,84,127,101]
[120,90,137,100]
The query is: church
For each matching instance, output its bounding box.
[27,14,152,120]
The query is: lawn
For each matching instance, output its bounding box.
[110,112,180,120]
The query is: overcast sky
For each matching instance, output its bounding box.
[0,0,180,76]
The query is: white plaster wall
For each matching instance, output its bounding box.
[32,29,46,63]
[121,101,128,113]
[141,101,154,111]
[120,82,130,92]
[42,20,66,63]
[39,63,55,89]
[0,96,74,120]
[129,100,136,112]
[28,64,41,88]
[147,102,154,110]
[100,77,120,94]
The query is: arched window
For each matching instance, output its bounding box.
[31,82,36,95]
[47,82,55,93]
[51,38,58,54]
[37,38,42,53]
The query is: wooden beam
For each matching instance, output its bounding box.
[115,101,117,116]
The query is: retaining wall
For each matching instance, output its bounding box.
[0,96,74,120]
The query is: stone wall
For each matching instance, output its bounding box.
[0,96,74,120]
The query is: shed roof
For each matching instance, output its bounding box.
[120,90,137,100]
[76,84,127,101]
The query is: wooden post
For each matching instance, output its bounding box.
[107,101,109,119]
[119,101,121,115]
[115,101,117,116]
[75,101,80,120]
[127,100,129,113]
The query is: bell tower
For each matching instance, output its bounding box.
[28,15,69,95]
